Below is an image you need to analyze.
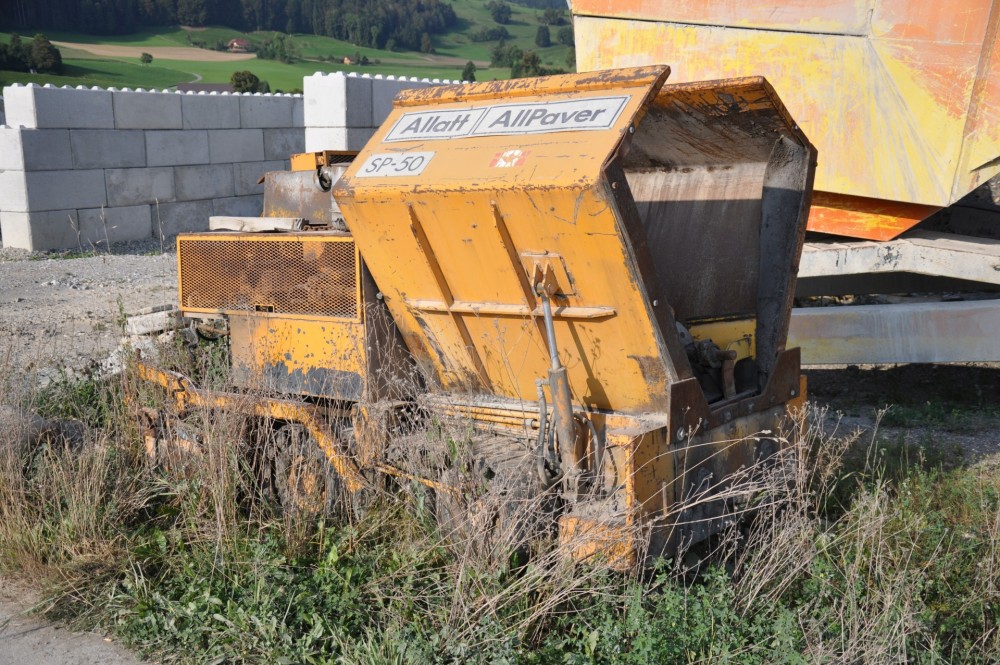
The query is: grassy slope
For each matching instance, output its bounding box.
[436,0,572,68]
[0,5,569,91]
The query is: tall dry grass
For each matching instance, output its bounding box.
[0,338,998,662]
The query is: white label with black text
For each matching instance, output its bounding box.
[382,95,630,143]
[355,151,435,177]
[475,96,628,136]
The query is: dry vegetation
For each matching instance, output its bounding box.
[0,339,999,663]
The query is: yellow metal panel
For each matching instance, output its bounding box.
[572,1,1000,239]
[687,319,755,362]
[229,315,368,400]
[335,66,813,414]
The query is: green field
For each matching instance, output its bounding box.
[0,6,571,91]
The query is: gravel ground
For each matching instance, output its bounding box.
[0,239,178,381]
[1,237,998,662]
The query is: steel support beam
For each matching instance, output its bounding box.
[789,299,1000,365]
[800,230,1000,286]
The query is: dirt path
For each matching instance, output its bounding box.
[0,578,142,665]
[51,41,255,62]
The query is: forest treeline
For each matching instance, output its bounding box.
[0,0,458,51]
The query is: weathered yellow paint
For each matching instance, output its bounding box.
[572,0,1000,240]
[334,67,812,415]
[228,315,367,399]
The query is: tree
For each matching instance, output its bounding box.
[176,0,208,26]
[566,48,575,71]
[140,52,153,65]
[0,33,31,72]
[231,70,262,93]
[461,60,476,82]
[490,40,522,68]
[535,25,550,48]
[557,25,574,47]
[29,34,61,73]
[511,50,542,78]
[487,1,512,25]
[541,8,565,25]
[420,32,434,53]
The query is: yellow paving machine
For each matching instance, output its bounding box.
[137,65,815,566]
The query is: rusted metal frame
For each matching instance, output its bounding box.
[374,463,462,497]
[601,158,694,387]
[661,347,802,448]
[755,131,816,385]
[135,361,370,493]
[406,204,493,390]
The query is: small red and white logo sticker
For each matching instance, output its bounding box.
[490,149,530,168]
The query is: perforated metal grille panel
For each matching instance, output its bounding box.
[178,235,358,318]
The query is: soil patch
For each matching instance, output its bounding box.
[51,41,256,62]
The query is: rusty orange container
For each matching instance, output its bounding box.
[571,1,1000,240]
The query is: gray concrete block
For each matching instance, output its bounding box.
[146,130,210,166]
[214,195,263,217]
[0,128,24,170]
[20,129,73,170]
[2,84,37,128]
[0,209,79,250]
[24,169,107,211]
[292,97,303,126]
[70,129,146,168]
[305,126,374,152]
[0,170,27,211]
[174,163,234,200]
[235,160,285,196]
[181,93,241,129]
[3,84,114,129]
[0,210,26,247]
[263,128,305,160]
[106,167,175,206]
[371,76,417,127]
[303,73,372,128]
[113,90,182,129]
[77,204,152,244]
[208,129,265,163]
[240,95,296,128]
[154,199,214,236]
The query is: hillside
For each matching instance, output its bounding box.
[0,1,574,91]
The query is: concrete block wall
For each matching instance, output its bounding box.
[303,72,465,152]
[0,84,305,250]
[1,74,464,250]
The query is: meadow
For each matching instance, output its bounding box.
[0,2,573,92]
